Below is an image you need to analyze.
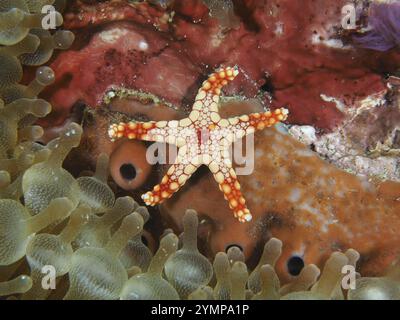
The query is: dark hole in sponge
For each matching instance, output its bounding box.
[287,256,305,276]
[260,77,275,95]
[120,163,137,181]
[225,244,243,253]
[141,235,148,246]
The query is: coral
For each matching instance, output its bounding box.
[109,66,289,223]
[42,0,399,133]
[203,0,241,30]
[289,88,400,182]
[353,0,400,51]
[2,0,400,302]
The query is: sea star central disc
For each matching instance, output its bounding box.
[108,66,289,223]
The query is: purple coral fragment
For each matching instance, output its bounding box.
[353,1,400,51]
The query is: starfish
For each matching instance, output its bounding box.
[108,66,289,222]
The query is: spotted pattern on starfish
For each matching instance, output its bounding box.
[108,66,289,223]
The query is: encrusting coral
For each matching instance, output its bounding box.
[2,0,400,301]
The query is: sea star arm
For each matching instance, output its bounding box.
[188,66,240,121]
[208,157,252,223]
[108,120,189,145]
[225,108,289,141]
[141,148,201,206]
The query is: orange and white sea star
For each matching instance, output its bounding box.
[108,66,289,222]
